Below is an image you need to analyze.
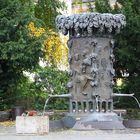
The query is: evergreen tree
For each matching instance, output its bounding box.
[0,0,44,110]
[35,0,66,30]
[95,0,140,108]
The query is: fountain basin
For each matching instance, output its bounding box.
[63,112,125,130]
[123,120,140,128]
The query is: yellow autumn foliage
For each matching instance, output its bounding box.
[44,30,68,68]
[27,22,45,37]
[27,22,68,68]
[0,121,15,126]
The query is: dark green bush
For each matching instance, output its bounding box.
[15,66,69,111]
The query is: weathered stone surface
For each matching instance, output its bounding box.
[68,37,114,101]
[0,111,10,122]
[16,116,49,134]
[56,12,126,130]
[123,120,140,128]
[56,13,126,114]
[56,13,126,36]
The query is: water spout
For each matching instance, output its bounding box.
[43,94,72,115]
[43,97,51,116]
[112,93,140,108]
[131,96,140,108]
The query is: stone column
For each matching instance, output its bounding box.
[56,13,126,130]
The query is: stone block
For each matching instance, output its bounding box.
[0,111,10,122]
[16,116,49,134]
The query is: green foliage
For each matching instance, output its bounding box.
[14,67,69,111]
[95,0,140,108]
[95,0,112,13]
[0,0,68,111]
[35,0,66,30]
[124,109,140,119]
[0,0,45,110]
[0,66,69,111]
[32,66,69,110]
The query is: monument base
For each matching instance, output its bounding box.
[16,116,49,134]
[63,112,125,130]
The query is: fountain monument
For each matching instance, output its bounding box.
[56,13,126,130]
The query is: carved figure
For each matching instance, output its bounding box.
[67,81,73,88]
[101,58,108,70]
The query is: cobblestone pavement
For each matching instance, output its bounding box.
[0,125,140,140]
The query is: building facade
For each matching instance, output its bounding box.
[64,0,117,14]
[72,0,95,14]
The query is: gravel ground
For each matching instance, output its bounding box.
[0,125,140,140]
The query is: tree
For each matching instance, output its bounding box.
[35,0,66,30]
[44,30,68,67]
[95,0,140,108]
[31,66,69,110]
[34,0,68,68]
[32,0,69,111]
[0,0,45,110]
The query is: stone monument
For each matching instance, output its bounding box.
[56,13,126,130]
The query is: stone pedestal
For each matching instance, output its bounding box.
[56,13,126,130]
[16,116,49,134]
